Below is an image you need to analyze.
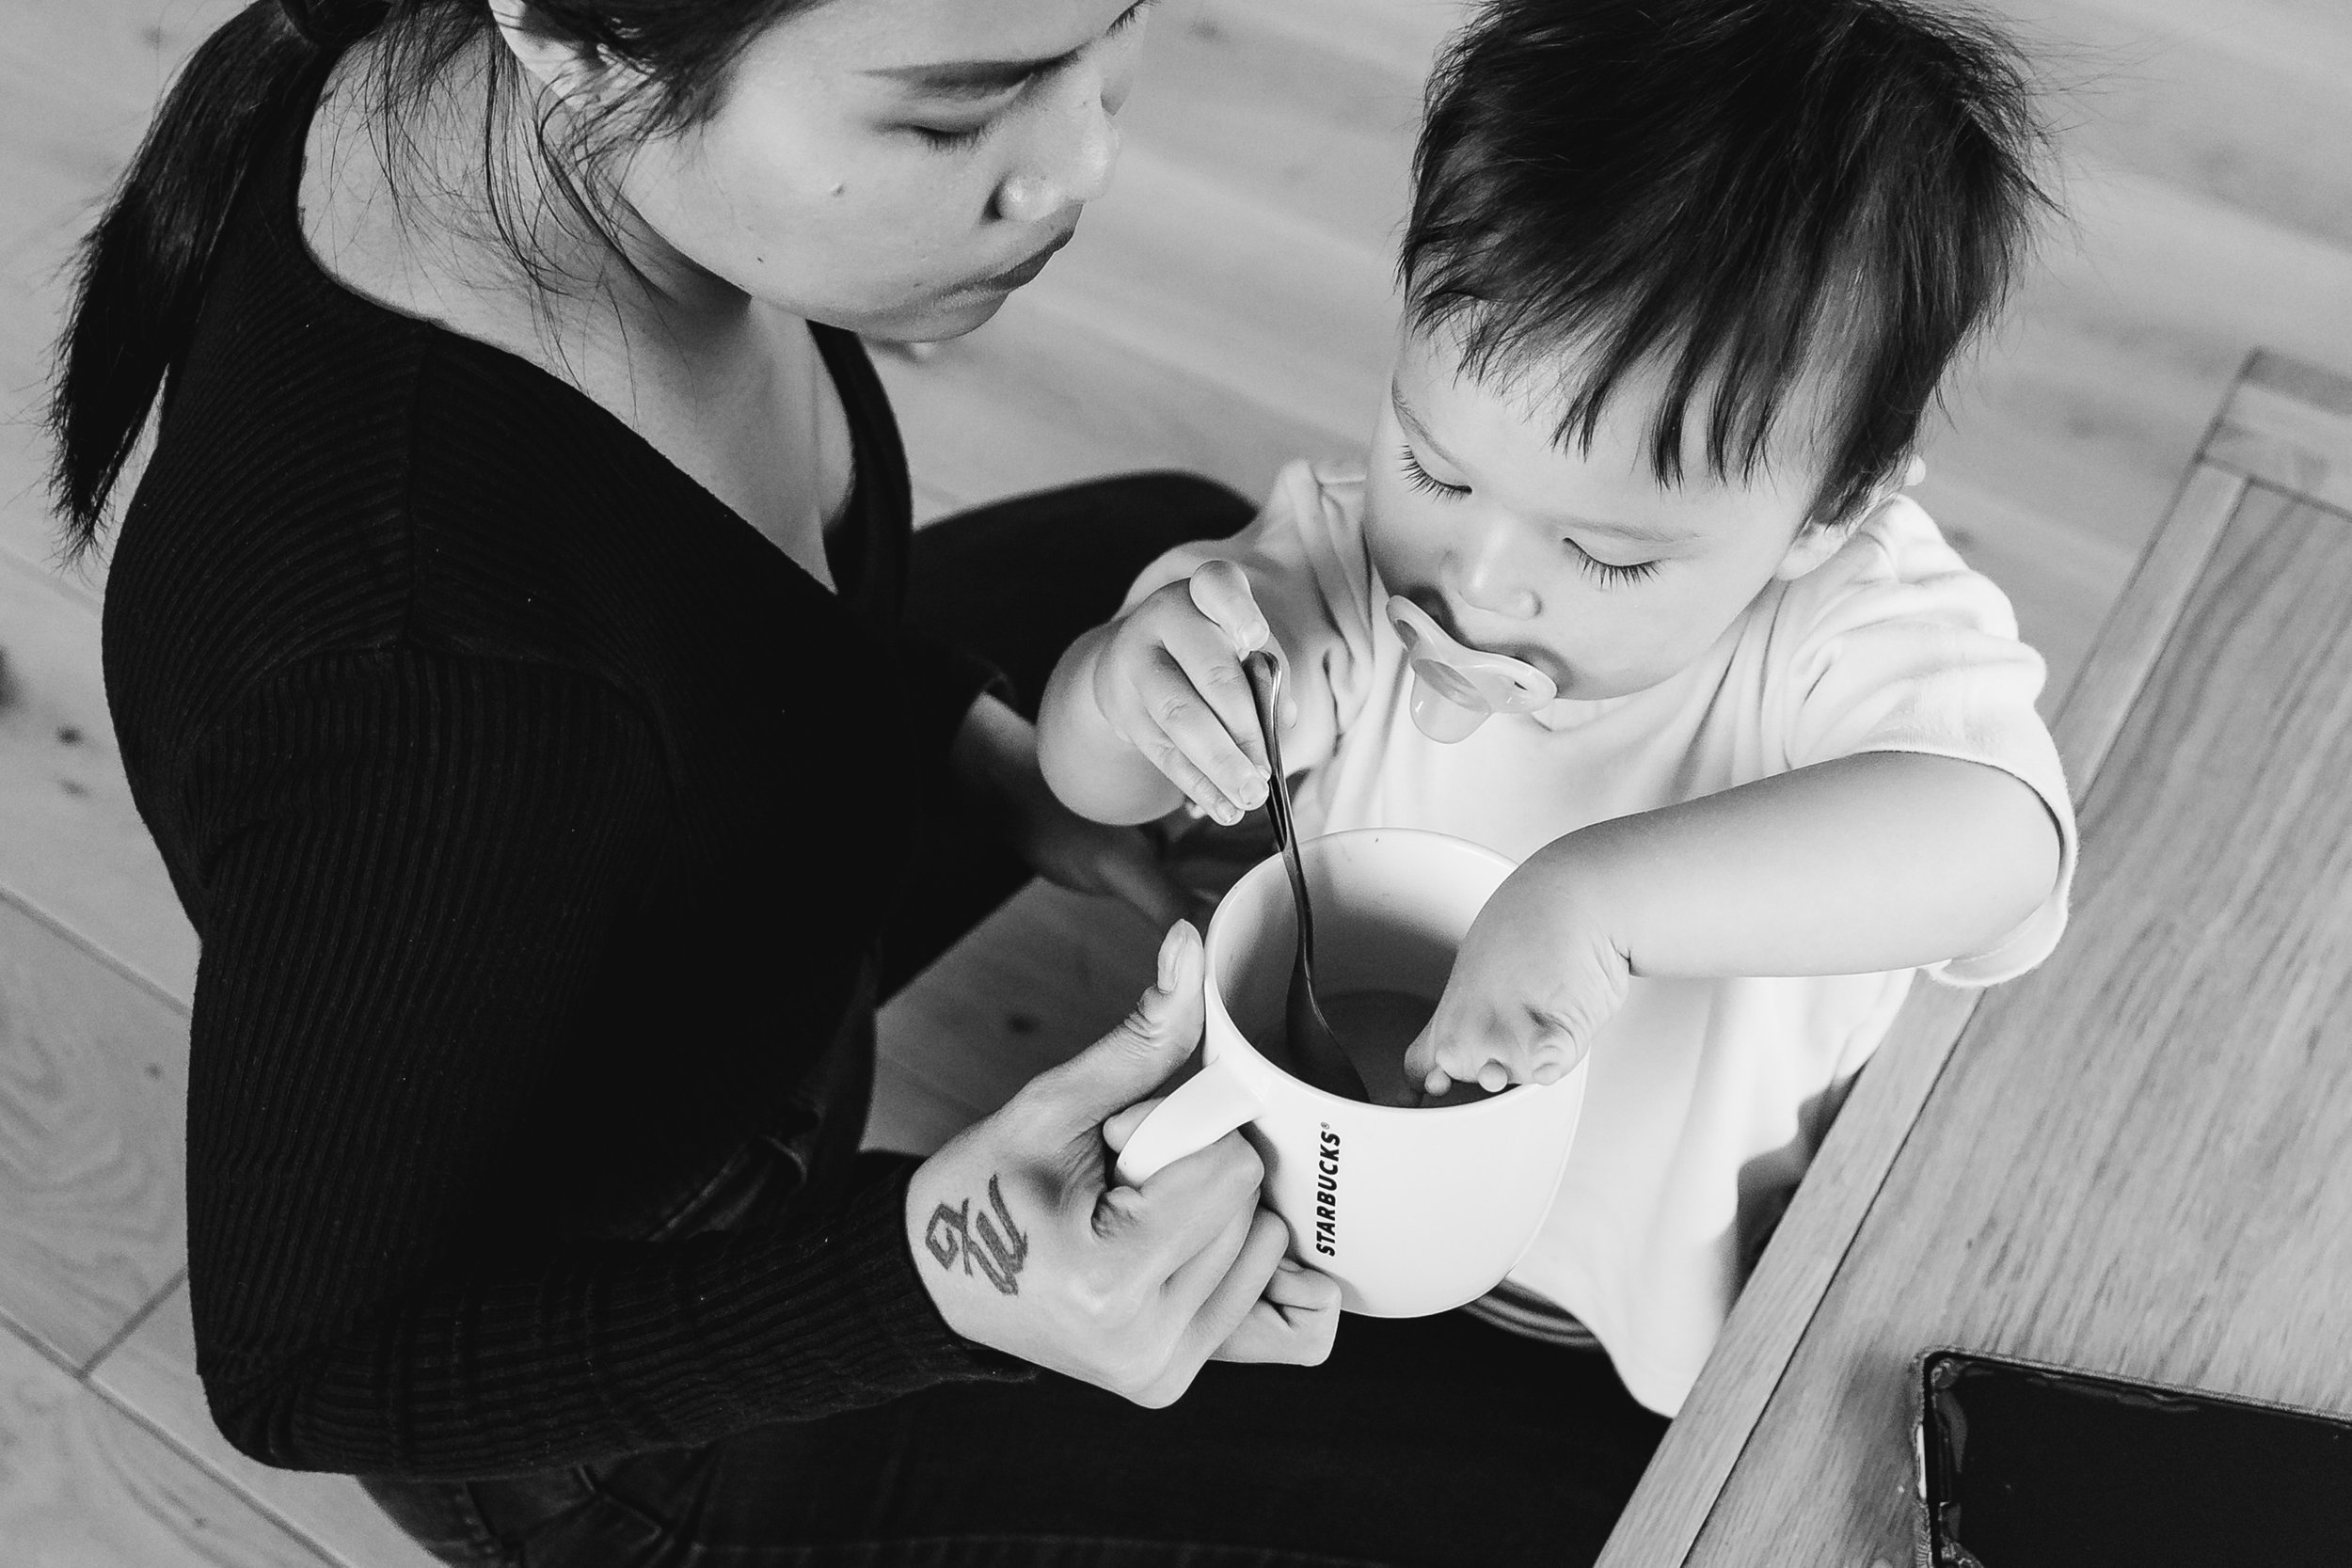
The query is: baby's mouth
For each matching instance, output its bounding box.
[1384,595,1557,742]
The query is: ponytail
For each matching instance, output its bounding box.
[49,0,827,558]
[47,2,354,556]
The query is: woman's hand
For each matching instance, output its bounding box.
[1097,1093,1343,1367]
[953,693,1192,929]
[1401,854,1631,1098]
[908,923,1340,1405]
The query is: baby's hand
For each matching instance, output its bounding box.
[1402,863,1631,1096]
[1090,561,1285,826]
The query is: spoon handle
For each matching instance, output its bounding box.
[1242,653,1308,946]
[1243,654,1367,1102]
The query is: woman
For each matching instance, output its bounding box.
[50,1,1668,1562]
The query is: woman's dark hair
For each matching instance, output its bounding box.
[1401,0,2053,526]
[49,0,816,557]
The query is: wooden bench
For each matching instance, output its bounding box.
[1597,350,2352,1567]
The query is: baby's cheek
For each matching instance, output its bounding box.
[1359,491,1442,593]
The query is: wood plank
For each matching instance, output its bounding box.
[2008,0,2352,251]
[1590,981,1984,1568]
[1687,489,2352,1564]
[1596,425,2287,1567]
[869,879,1167,1155]
[1919,165,2352,556]
[2202,350,2352,513]
[1025,142,1398,448]
[1116,0,1431,252]
[876,288,1358,516]
[0,890,187,1371]
[2046,463,2247,784]
[0,546,199,1001]
[0,1323,332,1568]
[87,1283,443,1568]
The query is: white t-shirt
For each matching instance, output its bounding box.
[1127,461,2077,1414]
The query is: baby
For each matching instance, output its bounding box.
[1038,0,2074,1413]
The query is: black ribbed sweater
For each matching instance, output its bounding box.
[103,73,1014,1479]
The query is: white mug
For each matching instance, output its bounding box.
[1116,829,1585,1317]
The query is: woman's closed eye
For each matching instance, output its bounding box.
[904,0,1160,155]
[911,120,996,153]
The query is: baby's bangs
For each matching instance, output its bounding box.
[1411,273,1874,510]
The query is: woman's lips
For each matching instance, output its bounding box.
[964,227,1076,293]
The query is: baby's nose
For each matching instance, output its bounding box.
[1451,549,1542,621]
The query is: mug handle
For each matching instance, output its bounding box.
[1114,1058,1263,1186]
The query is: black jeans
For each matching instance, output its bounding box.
[362,475,1669,1568]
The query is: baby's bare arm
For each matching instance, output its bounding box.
[1406,752,2063,1092]
[1572,752,2060,978]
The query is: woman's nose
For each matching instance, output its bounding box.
[1450,515,1543,620]
[992,68,1123,224]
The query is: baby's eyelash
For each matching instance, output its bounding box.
[1566,539,1660,587]
[1399,448,1470,499]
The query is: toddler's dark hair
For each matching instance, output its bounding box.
[1402,0,2052,526]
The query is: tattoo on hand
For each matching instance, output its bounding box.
[925,1174,1030,1295]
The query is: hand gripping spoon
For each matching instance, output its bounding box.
[1241,650,1372,1102]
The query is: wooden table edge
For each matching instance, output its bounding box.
[1589,355,2303,1568]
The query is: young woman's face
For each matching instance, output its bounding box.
[613,0,1153,340]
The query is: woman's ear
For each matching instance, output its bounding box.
[486,0,607,101]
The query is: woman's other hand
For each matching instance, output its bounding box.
[1100,1095,1343,1366]
[907,923,1339,1405]
[953,692,1192,928]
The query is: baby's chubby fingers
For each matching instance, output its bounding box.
[1402,1007,1585,1099]
[1156,620,1273,811]
[1092,569,1284,826]
[1186,560,1306,733]
[1185,560,1270,659]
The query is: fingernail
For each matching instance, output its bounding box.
[1154,921,1196,992]
[1215,800,1242,826]
[1240,779,1266,809]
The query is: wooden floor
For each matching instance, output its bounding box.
[0,0,2347,1560]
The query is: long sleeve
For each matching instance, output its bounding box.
[894,627,1011,786]
[183,647,1016,1479]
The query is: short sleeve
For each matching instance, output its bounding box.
[1773,499,2077,986]
[1119,460,1384,779]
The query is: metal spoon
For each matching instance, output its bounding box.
[1242,651,1372,1102]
